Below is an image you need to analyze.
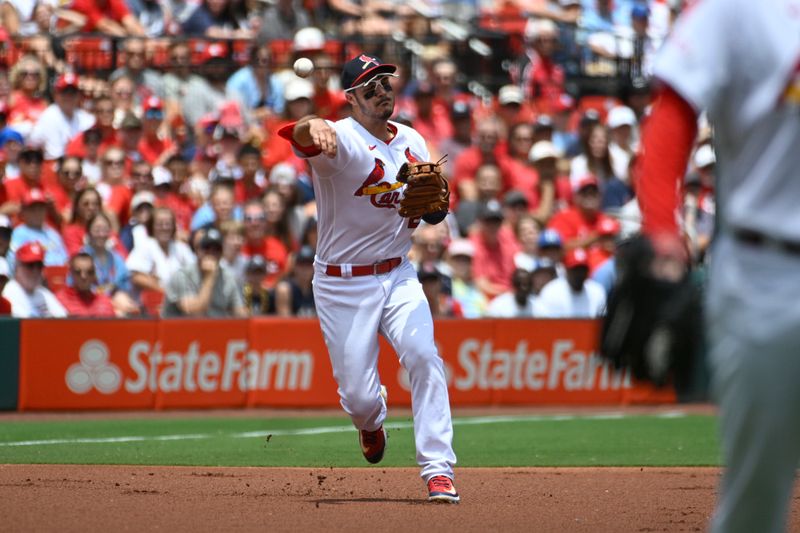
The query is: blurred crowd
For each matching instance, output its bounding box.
[0,0,714,320]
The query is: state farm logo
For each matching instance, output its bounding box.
[65,340,123,394]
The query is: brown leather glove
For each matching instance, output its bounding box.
[396,161,450,218]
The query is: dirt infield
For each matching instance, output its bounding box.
[2,464,798,532]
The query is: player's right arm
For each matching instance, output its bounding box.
[284,115,338,158]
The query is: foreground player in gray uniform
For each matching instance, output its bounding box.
[637,0,800,531]
[278,54,458,503]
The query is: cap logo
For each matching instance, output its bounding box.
[359,55,378,70]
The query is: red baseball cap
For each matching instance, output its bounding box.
[202,42,228,62]
[22,188,47,207]
[563,248,590,269]
[54,72,80,91]
[597,217,621,237]
[143,96,163,112]
[576,175,600,192]
[16,241,45,263]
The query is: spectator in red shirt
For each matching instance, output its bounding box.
[495,85,536,137]
[55,252,116,317]
[4,145,60,224]
[451,116,511,208]
[407,82,453,151]
[66,97,119,166]
[234,144,266,204]
[62,187,103,256]
[547,175,616,251]
[470,199,519,299]
[138,97,175,166]
[69,0,145,36]
[96,147,132,227]
[587,216,620,274]
[240,199,288,289]
[513,18,567,116]
[7,55,47,137]
[502,122,539,201]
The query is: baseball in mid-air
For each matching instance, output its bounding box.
[293,57,314,78]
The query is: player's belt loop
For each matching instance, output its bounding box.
[341,264,353,278]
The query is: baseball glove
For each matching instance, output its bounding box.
[599,235,703,389]
[396,160,450,218]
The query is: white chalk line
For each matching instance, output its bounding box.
[0,411,687,448]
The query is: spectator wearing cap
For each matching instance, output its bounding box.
[226,42,285,120]
[127,206,195,299]
[181,0,251,38]
[547,174,618,252]
[162,41,225,130]
[470,199,520,299]
[257,0,311,42]
[418,264,463,319]
[0,257,10,315]
[528,140,572,224]
[137,97,176,166]
[29,73,95,160]
[4,143,46,210]
[536,228,564,273]
[120,189,156,252]
[496,85,535,131]
[486,268,537,318]
[502,190,531,240]
[0,127,24,181]
[454,163,504,236]
[117,112,145,166]
[10,189,68,266]
[7,55,47,138]
[2,241,66,317]
[242,254,271,315]
[274,244,317,317]
[684,143,716,262]
[437,101,474,178]
[451,116,511,208]
[605,105,638,184]
[109,38,164,103]
[446,238,487,318]
[162,226,247,317]
[239,199,289,289]
[587,216,619,273]
[534,247,606,318]
[55,252,116,317]
[69,0,145,35]
[512,18,567,116]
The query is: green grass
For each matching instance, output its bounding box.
[0,413,720,467]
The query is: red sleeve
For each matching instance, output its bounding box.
[70,0,104,29]
[62,225,85,257]
[277,122,322,157]
[109,0,131,21]
[636,84,698,236]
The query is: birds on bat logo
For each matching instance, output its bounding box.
[353,149,424,209]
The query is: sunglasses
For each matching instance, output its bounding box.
[132,171,152,178]
[72,268,95,276]
[21,71,40,78]
[104,158,125,166]
[21,262,44,270]
[144,109,163,120]
[244,214,265,222]
[345,74,397,99]
[60,170,81,178]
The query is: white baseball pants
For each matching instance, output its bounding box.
[707,235,800,533]
[313,258,457,481]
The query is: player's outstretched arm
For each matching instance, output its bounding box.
[290,115,338,158]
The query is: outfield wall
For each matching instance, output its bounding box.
[0,318,675,410]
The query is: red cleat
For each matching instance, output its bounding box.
[427,475,460,503]
[359,426,386,464]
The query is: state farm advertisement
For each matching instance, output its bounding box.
[17,319,673,410]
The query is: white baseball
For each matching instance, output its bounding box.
[293,57,314,78]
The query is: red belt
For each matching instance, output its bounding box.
[325,257,402,277]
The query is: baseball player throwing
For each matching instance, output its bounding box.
[278,54,458,503]
[637,0,800,530]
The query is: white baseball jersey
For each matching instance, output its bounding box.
[292,117,429,265]
[655,0,800,240]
